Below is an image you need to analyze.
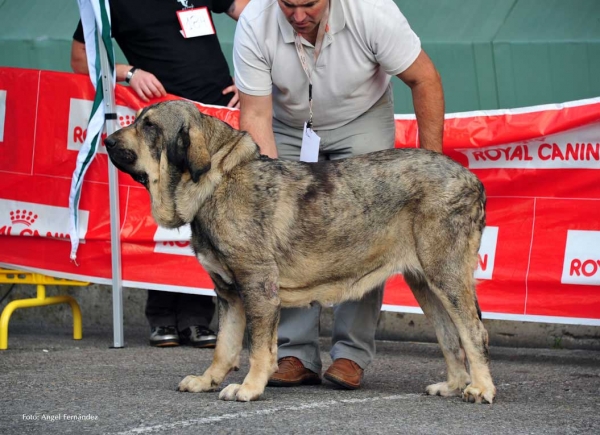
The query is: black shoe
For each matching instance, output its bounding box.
[179,326,217,348]
[149,325,180,347]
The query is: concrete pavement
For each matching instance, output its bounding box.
[1,325,599,435]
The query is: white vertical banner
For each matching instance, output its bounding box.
[69,0,115,262]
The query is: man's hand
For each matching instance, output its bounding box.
[223,79,240,108]
[71,40,166,103]
[128,69,167,102]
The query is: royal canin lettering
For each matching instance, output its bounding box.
[471,143,600,162]
[569,259,600,278]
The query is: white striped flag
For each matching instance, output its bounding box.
[69,0,115,262]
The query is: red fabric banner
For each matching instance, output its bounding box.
[1,67,599,324]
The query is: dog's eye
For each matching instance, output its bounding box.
[143,118,154,129]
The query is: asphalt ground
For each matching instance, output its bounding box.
[1,325,599,435]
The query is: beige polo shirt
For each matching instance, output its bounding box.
[233,0,421,130]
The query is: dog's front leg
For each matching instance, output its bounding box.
[179,292,246,393]
[219,277,280,402]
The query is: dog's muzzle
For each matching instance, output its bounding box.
[104,136,118,150]
[104,136,148,186]
[104,136,137,165]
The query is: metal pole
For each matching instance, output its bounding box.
[97,26,124,348]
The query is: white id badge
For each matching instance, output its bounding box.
[300,123,321,162]
[176,7,216,38]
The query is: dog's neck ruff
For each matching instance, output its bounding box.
[173,130,259,224]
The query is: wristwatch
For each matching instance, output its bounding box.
[125,67,138,84]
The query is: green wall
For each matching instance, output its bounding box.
[1,0,599,113]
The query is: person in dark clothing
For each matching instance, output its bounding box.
[71,0,249,347]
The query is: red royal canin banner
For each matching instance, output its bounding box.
[1,67,599,325]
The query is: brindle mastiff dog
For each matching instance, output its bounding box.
[104,100,496,404]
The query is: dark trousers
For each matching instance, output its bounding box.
[145,290,215,331]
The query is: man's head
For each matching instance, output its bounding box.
[277,0,328,40]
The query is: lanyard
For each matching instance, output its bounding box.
[293,3,329,129]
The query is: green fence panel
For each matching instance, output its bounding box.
[1,0,599,114]
[493,0,600,109]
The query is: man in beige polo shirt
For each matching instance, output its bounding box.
[234,0,444,389]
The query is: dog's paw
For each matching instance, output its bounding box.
[462,384,496,404]
[219,383,263,402]
[178,375,215,393]
[234,383,264,402]
[425,381,463,397]
[219,383,242,401]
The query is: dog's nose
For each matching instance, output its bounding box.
[104,136,117,149]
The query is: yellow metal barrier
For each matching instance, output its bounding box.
[0,268,88,350]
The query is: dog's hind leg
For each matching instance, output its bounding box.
[415,235,496,403]
[411,183,495,403]
[424,274,495,404]
[219,272,280,402]
[179,278,246,393]
[404,270,470,397]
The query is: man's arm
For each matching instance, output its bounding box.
[397,50,444,153]
[70,39,166,102]
[239,91,278,158]
[226,0,250,21]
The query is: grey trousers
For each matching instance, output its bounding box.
[272,86,396,372]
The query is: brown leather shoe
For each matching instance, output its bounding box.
[267,356,322,387]
[324,358,364,390]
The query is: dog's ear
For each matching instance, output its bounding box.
[186,124,212,182]
[168,123,211,182]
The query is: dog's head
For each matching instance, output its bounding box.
[104,100,212,188]
[104,100,259,228]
